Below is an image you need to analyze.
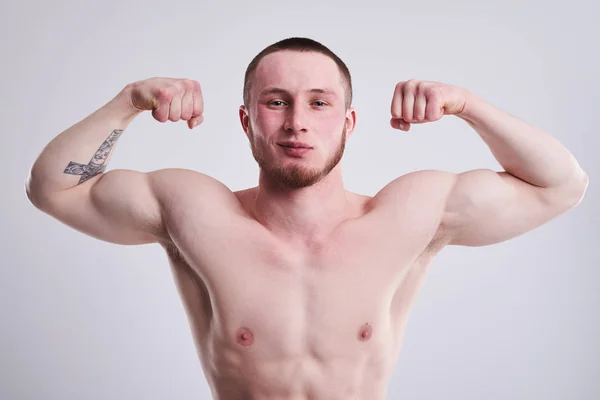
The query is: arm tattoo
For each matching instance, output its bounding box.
[63,129,123,184]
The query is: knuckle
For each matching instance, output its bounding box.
[168,110,180,122]
[152,110,166,123]
[178,78,193,92]
[403,80,416,93]
[416,82,428,93]
[182,78,196,91]
[172,80,185,94]
[423,86,435,96]
[156,87,173,100]
[182,106,193,120]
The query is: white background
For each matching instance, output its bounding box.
[1,0,598,399]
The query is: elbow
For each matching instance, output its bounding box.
[573,172,589,206]
[25,183,44,210]
[543,170,589,210]
[25,175,39,207]
[25,168,43,208]
[564,170,589,208]
[25,174,52,210]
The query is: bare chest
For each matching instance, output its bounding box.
[163,204,440,360]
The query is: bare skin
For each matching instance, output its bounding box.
[25,49,587,399]
[154,168,450,400]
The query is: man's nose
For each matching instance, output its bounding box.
[283,104,308,133]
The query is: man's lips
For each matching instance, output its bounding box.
[278,144,312,156]
[278,142,312,149]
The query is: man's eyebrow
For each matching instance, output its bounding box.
[259,87,337,97]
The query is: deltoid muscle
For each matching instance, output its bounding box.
[63,129,124,184]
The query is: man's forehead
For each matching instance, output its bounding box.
[259,87,338,98]
[254,51,343,91]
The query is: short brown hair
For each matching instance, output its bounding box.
[243,37,353,111]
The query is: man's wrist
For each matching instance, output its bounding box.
[107,84,145,124]
[456,91,487,125]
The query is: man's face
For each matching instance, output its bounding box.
[241,51,354,189]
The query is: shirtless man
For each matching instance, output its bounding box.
[25,37,588,399]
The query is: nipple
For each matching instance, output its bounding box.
[235,326,255,347]
[357,323,372,342]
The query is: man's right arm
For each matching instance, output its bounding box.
[25,79,206,245]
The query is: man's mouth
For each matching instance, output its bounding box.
[278,142,312,149]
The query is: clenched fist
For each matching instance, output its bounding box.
[390,79,470,131]
[127,77,204,129]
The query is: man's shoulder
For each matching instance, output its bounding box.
[148,168,246,214]
[149,167,228,190]
[371,169,456,208]
[367,169,457,248]
[149,167,218,183]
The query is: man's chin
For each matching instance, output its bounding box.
[263,164,324,189]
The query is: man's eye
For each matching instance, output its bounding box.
[268,100,326,107]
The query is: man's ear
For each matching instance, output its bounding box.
[345,107,357,139]
[239,105,250,139]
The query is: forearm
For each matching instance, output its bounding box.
[459,92,588,190]
[26,85,141,201]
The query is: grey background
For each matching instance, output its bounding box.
[1,0,598,399]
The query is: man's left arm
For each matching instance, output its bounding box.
[388,80,589,247]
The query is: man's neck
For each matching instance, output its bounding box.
[251,167,351,245]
